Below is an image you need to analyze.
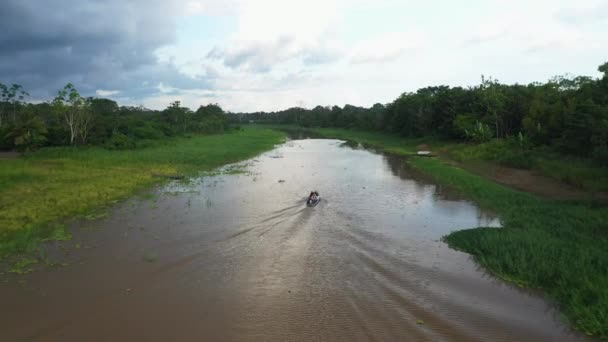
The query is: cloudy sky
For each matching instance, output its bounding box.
[1,0,606,112]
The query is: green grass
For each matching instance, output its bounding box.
[444,139,608,193]
[271,125,429,155]
[279,126,608,338]
[414,158,608,337]
[0,127,285,258]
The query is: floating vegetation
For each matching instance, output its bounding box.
[8,258,38,275]
[82,210,109,221]
[142,252,158,263]
[41,224,72,242]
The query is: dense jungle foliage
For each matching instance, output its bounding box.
[233,62,608,167]
[0,83,229,152]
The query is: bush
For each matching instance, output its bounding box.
[452,139,535,169]
[0,126,14,150]
[134,139,159,149]
[465,121,493,143]
[105,132,135,150]
[453,113,476,139]
[5,115,48,152]
[498,149,535,169]
[592,145,608,167]
[131,124,165,140]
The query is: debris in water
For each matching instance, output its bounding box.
[152,173,185,180]
[416,151,434,157]
[416,320,425,325]
[143,252,158,263]
[278,179,286,183]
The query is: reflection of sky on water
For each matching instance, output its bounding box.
[164,139,500,244]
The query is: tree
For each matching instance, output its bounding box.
[480,75,505,138]
[5,109,47,152]
[162,101,192,134]
[88,98,119,144]
[53,83,91,145]
[599,62,608,77]
[77,98,94,144]
[0,83,29,127]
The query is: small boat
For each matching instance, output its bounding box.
[306,193,320,207]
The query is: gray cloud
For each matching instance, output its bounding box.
[207,36,341,73]
[207,36,295,72]
[0,0,210,101]
[555,3,608,24]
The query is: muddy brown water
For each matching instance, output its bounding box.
[1,139,585,341]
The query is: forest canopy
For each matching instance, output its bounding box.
[0,83,229,152]
[1,62,607,166]
[233,62,608,166]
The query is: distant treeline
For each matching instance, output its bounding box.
[0,83,229,152]
[233,62,608,165]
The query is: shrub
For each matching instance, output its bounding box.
[131,124,165,140]
[105,132,135,150]
[0,126,14,150]
[453,113,476,139]
[5,115,48,152]
[465,121,494,143]
[592,145,608,167]
[498,149,535,169]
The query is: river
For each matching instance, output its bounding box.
[0,139,583,341]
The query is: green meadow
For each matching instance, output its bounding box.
[0,128,285,258]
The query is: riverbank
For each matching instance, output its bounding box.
[0,128,285,259]
[274,126,608,338]
[1,136,579,341]
[285,126,608,198]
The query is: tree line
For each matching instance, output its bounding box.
[0,83,229,152]
[2,62,606,165]
[233,62,608,166]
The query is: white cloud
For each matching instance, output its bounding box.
[555,0,608,24]
[95,89,120,96]
[236,0,342,40]
[156,82,179,94]
[350,31,426,64]
[182,0,239,16]
[6,0,605,112]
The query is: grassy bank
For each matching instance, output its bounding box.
[0,127,285,258]
[273,125,608,196]
[278,126,608,337]
[442,139,608,193]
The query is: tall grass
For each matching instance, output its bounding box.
[413,157,608,337]
[0,128,285,258]
[444,139,608,193]
[284,126,608,338]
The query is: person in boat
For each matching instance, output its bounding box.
[308,191,319,203]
